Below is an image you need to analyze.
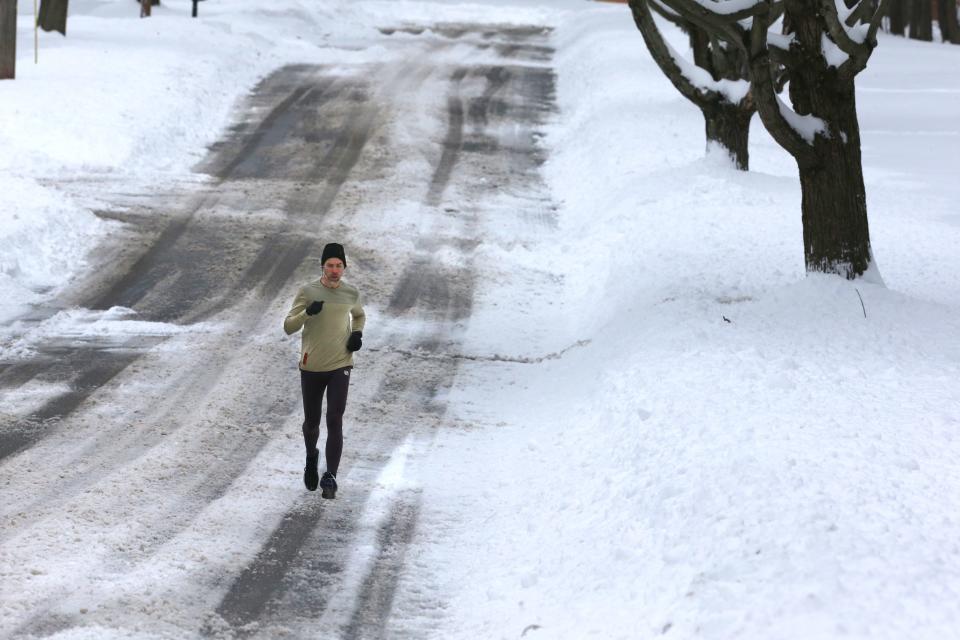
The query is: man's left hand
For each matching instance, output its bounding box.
[346,331,363,352]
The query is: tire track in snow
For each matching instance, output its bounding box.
[0,237,312,544]
[232,32,560,638]
[3,65,389,635]
[342,494,422,639]
[425,67,468,208]
[1,62,389,540]
[2,23,558,639]
[0,70,366,467]
[4,54,437,638]
[208,40,498,640]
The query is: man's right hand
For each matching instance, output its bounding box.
[306,300,324,316]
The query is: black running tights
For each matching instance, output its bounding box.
[300,366,352,476]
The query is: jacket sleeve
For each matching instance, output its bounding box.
[351,297,366,334]
[284,289,309,335]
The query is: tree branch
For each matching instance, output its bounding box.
[761,1,786,25]
[865,0,890,46]
[819,0,868,57]
[835,0,890,79]
[628,0,720,108]
[747,6,818,166]
[684,0,776,22]
[648,0,689,29]
[655,0,752,48]
[845,0,873,27]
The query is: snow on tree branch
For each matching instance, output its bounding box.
[688,0,768,18]
[652,0,753,45]
[632,0,752,107]
[670,42,752,104]
[744,11,818,166]
[832,0,866,39]
[819,0,870,52]
[767,31,795,51]
[630,0,731,107]
[776,93,827,143]
[818,0,890,78]
[630,0,758,169]
[821,32,850,67]
[629,0,715,106]
[655,0,784,48]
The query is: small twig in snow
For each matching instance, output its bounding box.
[855,288,867,318]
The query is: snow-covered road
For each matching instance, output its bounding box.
[0,23,556,638]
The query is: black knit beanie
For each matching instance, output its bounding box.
[321,243,347,267]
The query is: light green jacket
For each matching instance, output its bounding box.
[284,279,366,372]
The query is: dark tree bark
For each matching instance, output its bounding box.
[38,0,68,35]
[937,0,960,42]
[793,79,872,276]
[0,0,15,80]
[138,0,160,17]
[888,0,908,33]
[627,0,756,169]
[910,0,934,39]
[703,100,753,168]
[656,0,887,279]
[773,0,877,277]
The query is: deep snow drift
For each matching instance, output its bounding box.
[2,0,960,638]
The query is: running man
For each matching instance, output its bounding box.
[284,242,365,498]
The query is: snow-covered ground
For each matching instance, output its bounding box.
[2,0,960,638]
[392,4,960,639]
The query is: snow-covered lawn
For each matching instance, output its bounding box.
[391,5,960,639]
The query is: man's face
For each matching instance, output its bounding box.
[323,258,345,283]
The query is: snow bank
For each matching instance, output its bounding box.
[0,174,104,317]
[395,3,960,639]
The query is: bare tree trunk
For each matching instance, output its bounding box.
[38,0,68,35]
[889,0,908,33]
[937,0,960,42]
[704,101,753,170]
[0,0,15,80]
[137,0,159,15]
[910,0,934,40]
[799,125,872,277]
[789,60,873,277]
[690,29,753,170]
[779,7,875,277]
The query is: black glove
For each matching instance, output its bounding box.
[305,300,324,316]
[346,331,363,352]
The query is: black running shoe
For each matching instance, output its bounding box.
[304,450,319,491]
[320,471,337,499]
